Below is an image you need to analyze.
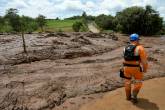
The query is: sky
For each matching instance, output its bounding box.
[0,0,165,19]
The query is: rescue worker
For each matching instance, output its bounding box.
[123,33,148,103]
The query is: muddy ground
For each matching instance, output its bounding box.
[0,32,164,110]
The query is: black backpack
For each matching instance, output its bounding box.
[124,44,140,61]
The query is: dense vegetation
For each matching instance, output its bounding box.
[95,14,114,30]
[115,5,163,35]
[0,8,41,33]
[93,5,164,35]
[0,5,164,35]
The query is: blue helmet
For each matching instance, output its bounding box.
[130,33,139,41]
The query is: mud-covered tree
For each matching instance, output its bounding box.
[20,16,38,53]
[72,21,83,32]
[19,16,28,53]
[18,16,38,53]
[36,14,46,32]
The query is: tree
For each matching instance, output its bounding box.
[20,16,28,53]
[82,11,87,24]
[5,8,21,32]
[0,16,5,32]
[115,5,163,35]
[36,14,46,32]
[142,5,163,35]
[82,11,87,19]
[5,8,37,53]
[21,16,38,33]
[72,21,83,32]
[55,17,60,20]
[95,14,115,30]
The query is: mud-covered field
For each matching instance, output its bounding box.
[0,32,164,110]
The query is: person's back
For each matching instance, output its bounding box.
[123,33,148,103]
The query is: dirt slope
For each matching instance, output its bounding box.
[88,23,100,33]
[80,77,165,110]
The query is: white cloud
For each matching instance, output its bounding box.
[157,6,165,18]
[0,0,164,19]
[86,1,95,9]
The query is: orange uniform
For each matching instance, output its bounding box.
[123,42,148,100]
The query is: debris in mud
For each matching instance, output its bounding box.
[148,56,158,62]
[112,36,118,41]
[44,33,70,38]
[29,80,67,110]
[56,32,70,37]
[85,33,103,38]
[106,33,118,40]
[44,33,56,38]
[52,40,66,45]
[6,81,25,89]
[0,38,14,44]
[153,49,164,54]
[9,47,94,65]
[9,53,35,65]
[73,32,81,36]
[0,90,27,110]
[100,33,118,40]
[1,79,68,110]
[71,36,92,45]
[63,50,92,59]
[0,56,7,65]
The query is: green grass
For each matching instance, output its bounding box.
[45,19,81,32]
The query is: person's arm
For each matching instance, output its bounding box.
[139,46,148,73]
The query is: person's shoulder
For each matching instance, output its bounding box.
[137,44,144,48]
[137,44,145,51]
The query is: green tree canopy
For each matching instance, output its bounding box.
[95,14,115,30]
[5,8,21,32]
[72,21,83,32]
[115,5,163,35]
[36,14,46,32]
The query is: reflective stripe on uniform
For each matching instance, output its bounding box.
[123,48,125,56]
[135,46,140,64]
[135,46,139,56]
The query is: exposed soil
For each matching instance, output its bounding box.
[0,33,164,110]
[80,77,165,110]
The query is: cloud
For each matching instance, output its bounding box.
[0,0,164,19]
[157,6,165,19]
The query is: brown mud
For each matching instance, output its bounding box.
[0,32,164,110]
